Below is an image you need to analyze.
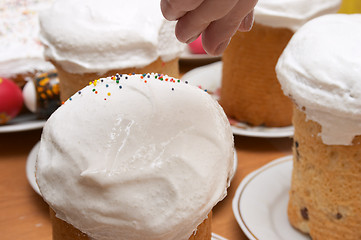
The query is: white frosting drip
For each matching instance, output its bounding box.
[36,73,234,240]
[0,0,54,77]
[39,0,186,74]
[254,0,341,31]
[276,14,361,145]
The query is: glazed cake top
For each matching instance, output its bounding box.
[254,0,341,31]
[39,0,185,74]
[36,73,235,240]
[276,14,361,145]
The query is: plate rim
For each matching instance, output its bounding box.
[231,125,294,138]
[0,113,46,133]
[232,155,293,240]
[26,141,41,195]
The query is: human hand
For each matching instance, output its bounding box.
[161,0,258,56]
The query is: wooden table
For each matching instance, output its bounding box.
[0,61,293,240]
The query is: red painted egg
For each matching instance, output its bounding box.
[188,35,206,54]
[0,77,24,124]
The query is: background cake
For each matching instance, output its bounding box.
[39,0,185,102]
[0,0,55,89]
[36,73,235,240]
[219,0,341,127]
[276,14,361,239]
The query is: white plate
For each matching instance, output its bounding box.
[0,113,46,133]
[211,233,228,240]
[229,121,294,138]
[181,61,223,95]
[26,141,41,195]
[181,62,294,138]
[26,142,238,196]
[232,155,310,240]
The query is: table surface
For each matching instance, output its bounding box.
[0,61,293,240]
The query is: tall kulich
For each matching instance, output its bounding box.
[0,0,55,89]
[220,23,293,127]
[39,0,185,102]
[220,0,341,127]
[36,73,235,240]
[277,14,361,240]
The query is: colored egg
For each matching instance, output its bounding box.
[188,35,206,54]
[0,77,24,124]
[22,70,61,119]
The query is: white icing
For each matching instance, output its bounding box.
[254,0,341,31]
[276,14,361,145]
[36,73,234,240]
[0,0,54,77]
[39,0,186,74]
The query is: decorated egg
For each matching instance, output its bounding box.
[0,77,24,124]
[22,70,60,119]
[188,35,206,54]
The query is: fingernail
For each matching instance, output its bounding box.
[214,39,230,56]
[185,35,199,44]
[239,11,254,32]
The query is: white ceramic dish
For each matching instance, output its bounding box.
[26,141,41,195]
[181,62,294,138]
[0,113,46,133]
[26,142,238,196]
[211,233,228,240]
[232,155,310,240]
[229,121,294,138]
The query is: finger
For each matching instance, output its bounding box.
[238,10,254,32]
[175,0,239,43]
[160,0,204,21]
[202,0,258,55]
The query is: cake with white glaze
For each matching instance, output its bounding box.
[219,0,341,127]
[39,0,185,102]
[0,0,55,88]
[276,14,361,239]
[36,73,235,240]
